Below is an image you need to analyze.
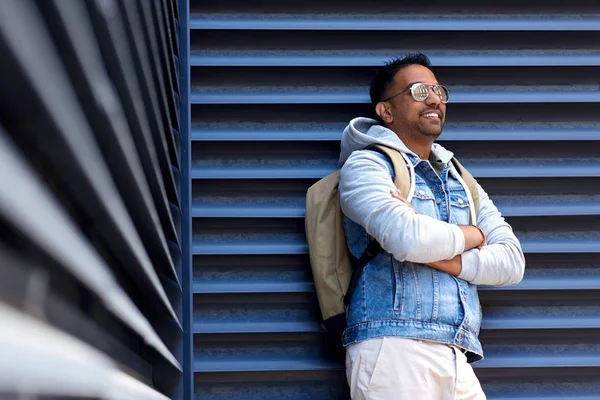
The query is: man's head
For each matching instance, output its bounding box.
[370,54,447,141]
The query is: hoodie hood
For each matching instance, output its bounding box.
[338,117,454,165]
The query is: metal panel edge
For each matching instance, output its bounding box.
[178,0,193,399]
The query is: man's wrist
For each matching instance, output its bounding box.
[427,255,462,276]
[459,225,486,251]
[472,225,487,249]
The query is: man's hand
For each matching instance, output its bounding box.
[459,225,486,251]
[390,189,417,213]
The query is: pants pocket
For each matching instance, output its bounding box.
[346,338,386,400]
[366,339,387,394]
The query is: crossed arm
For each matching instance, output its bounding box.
[339,150,525,287]
[390,188,483,277]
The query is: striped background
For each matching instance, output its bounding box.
[189,0,600,399]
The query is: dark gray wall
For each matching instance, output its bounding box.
[0,0,185,398]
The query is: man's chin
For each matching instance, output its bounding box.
[422,129,442,138]
[418,121,443,137]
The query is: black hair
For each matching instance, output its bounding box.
[369,53,433,121]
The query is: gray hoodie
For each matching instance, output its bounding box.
[338,117,525,286]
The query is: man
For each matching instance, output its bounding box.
[338,54,526,399]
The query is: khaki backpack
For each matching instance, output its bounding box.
[305,144,480,344]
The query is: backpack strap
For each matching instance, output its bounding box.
[450,158,480,224]
[368,144,413,200]
[344,144,413,306]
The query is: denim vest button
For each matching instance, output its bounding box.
[419,189,425,195]
[436,198,442,205]
[458,198,464,204]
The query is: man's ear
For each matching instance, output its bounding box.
[375,102,393,124]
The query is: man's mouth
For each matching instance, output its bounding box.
[421,112,441,120]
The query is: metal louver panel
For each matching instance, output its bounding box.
[0,0,189,398]
[0,302,169,400]
[189,0,600,399]
[0,128,179,367]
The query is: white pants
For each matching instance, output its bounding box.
[346,337,487,400]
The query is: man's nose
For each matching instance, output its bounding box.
[425,86,441,106]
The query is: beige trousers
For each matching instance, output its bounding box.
[346,337,487,400]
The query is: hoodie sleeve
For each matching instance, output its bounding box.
[339,150,465,263]
[458,183,526,286]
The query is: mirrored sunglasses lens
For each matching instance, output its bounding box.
[435,86,449,103]
[411,83,429,101]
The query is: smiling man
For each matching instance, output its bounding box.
[338,54,525,399]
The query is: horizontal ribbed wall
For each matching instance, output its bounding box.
[190,1,600,399]
[0,0,186,398]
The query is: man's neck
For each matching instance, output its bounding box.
[398,135,433,160]
[385,123,435,160]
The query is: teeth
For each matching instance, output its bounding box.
[423,113,439,118]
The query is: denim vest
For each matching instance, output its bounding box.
[342,151,483,363]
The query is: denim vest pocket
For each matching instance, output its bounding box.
[393,261,423,320]
[464,284,483,335]
[449,191,470,225]
[392,260,405,314]
[411,186,438,217]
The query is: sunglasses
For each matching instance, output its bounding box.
[383,82,450,104]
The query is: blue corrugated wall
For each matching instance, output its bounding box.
[188,0,600,398]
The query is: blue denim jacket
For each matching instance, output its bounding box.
[342,151,484,363]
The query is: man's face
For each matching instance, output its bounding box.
[383,64,446,138]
